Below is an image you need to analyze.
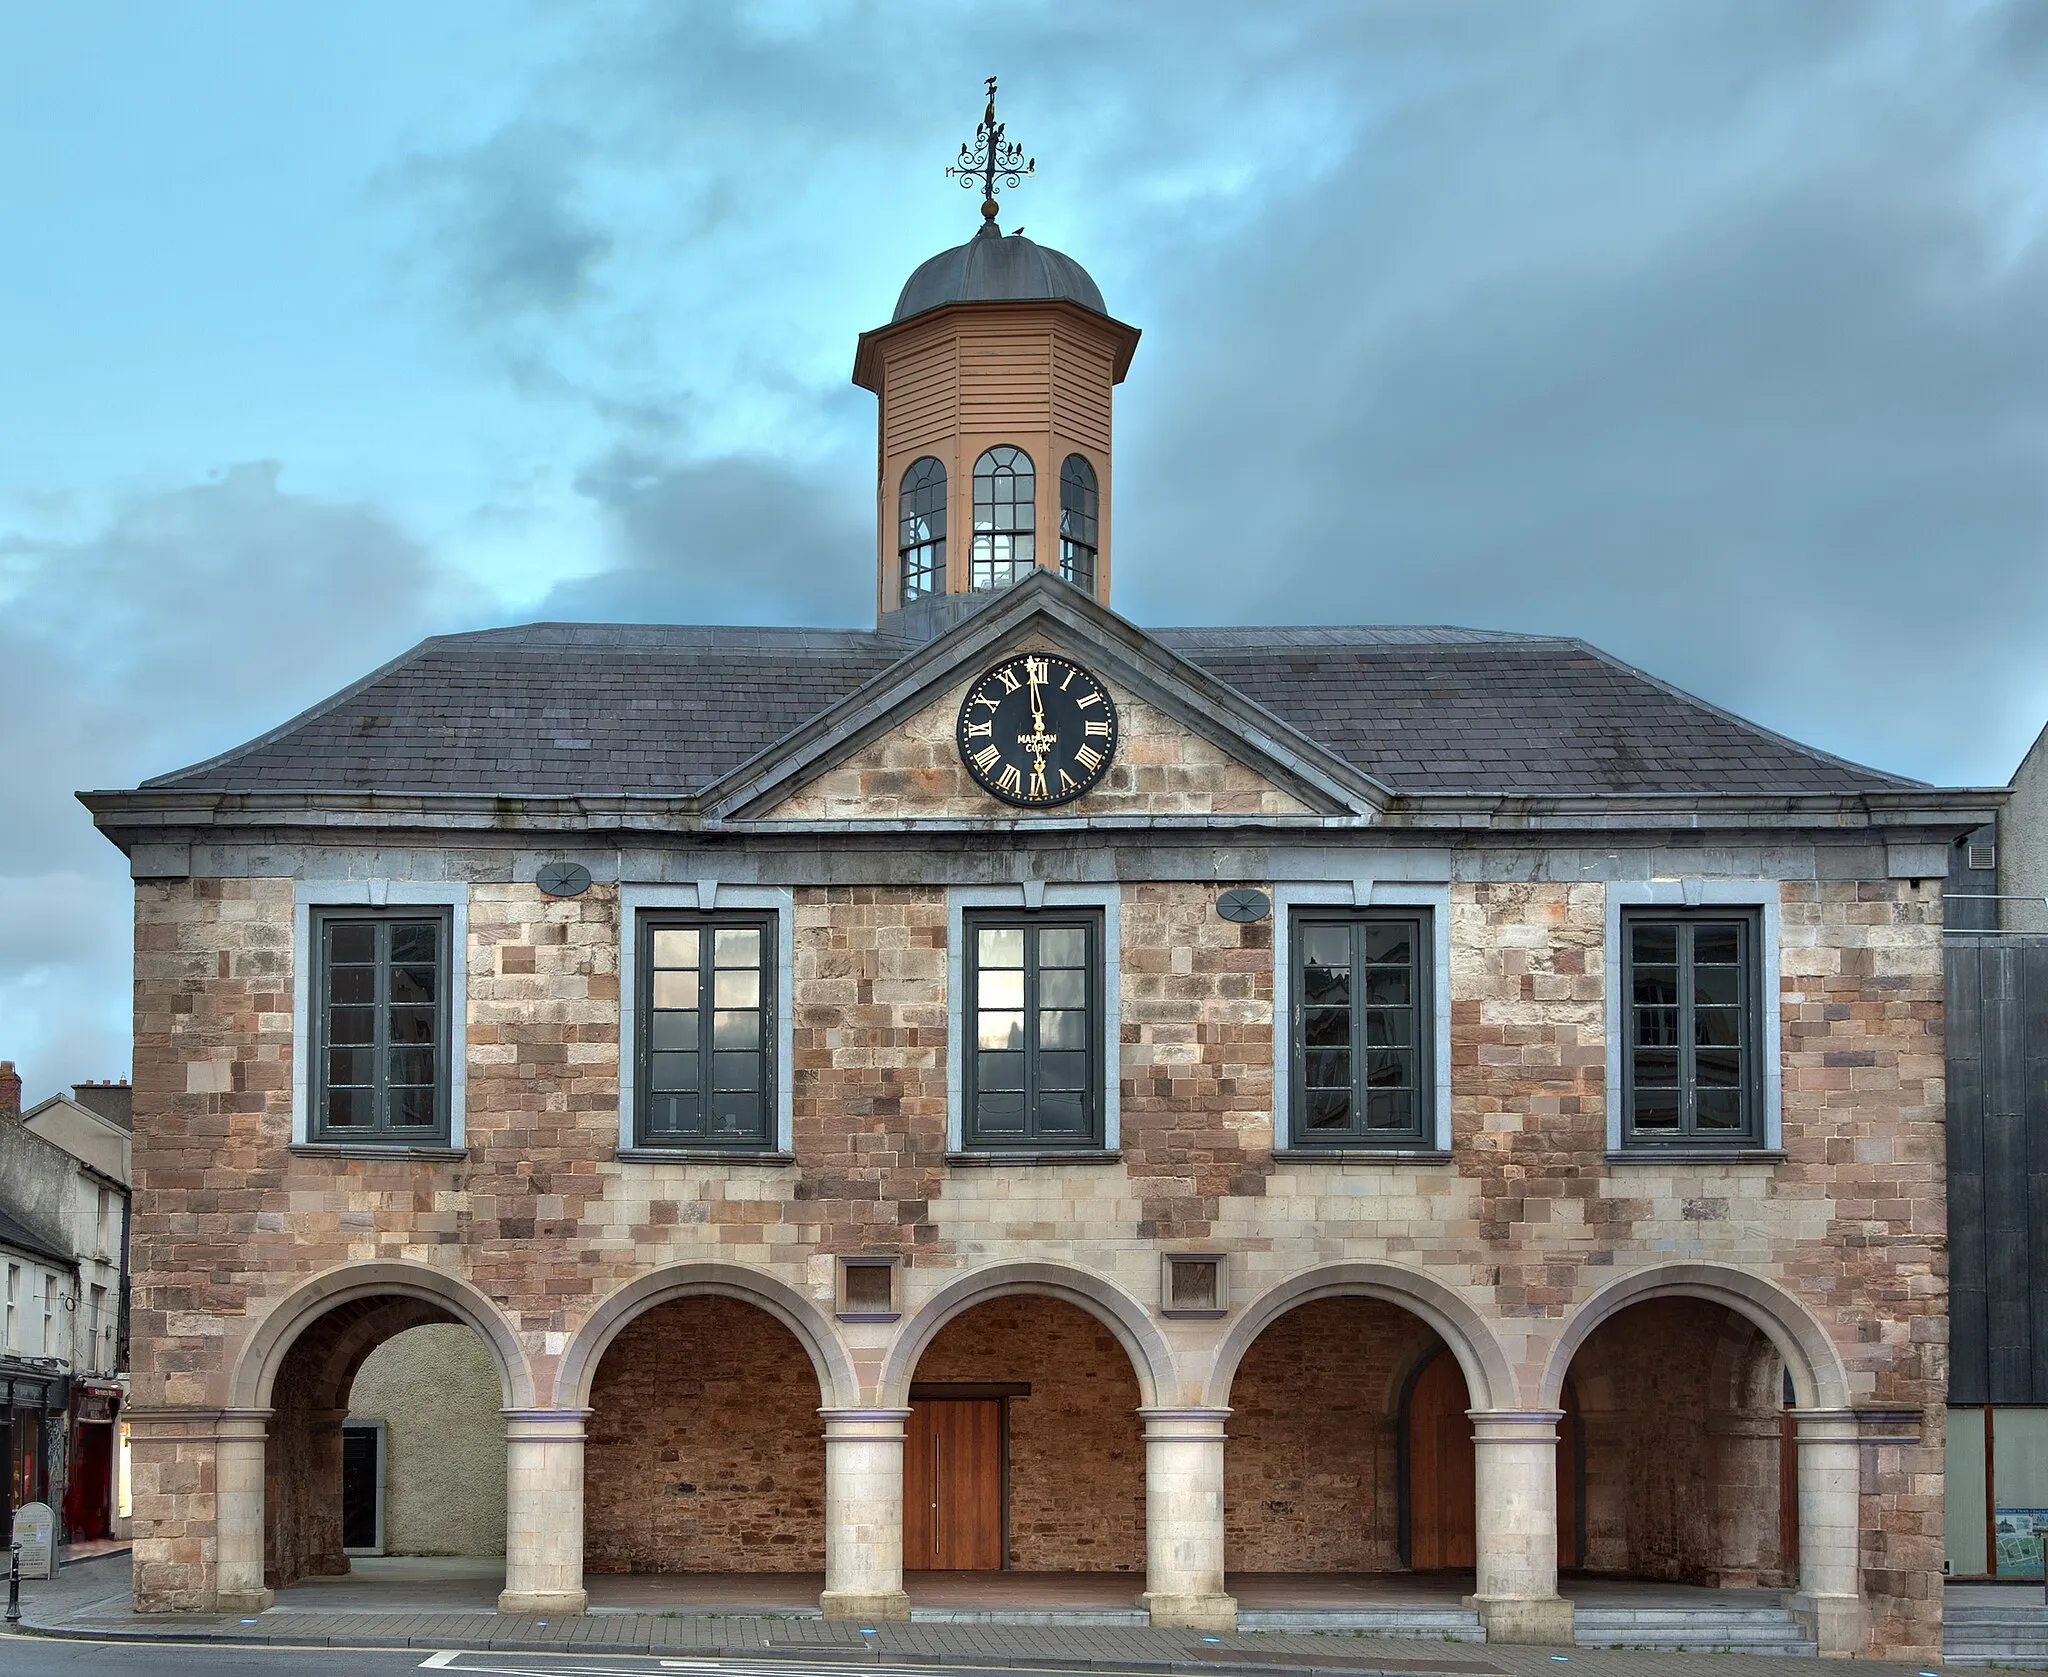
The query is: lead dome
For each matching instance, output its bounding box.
[891,221,1107,323]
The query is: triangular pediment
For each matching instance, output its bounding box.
[705,573,1387,825]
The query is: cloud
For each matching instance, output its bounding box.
[545,446,871,627]
[1110,0,2048,786]
[0,464,462,1100]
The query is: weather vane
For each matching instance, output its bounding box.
[947,76,1033,227]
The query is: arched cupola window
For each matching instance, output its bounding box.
[898,457,947,603]
[971,446,1035,590]
[1059,454,1099,592]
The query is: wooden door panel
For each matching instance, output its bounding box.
[904,1400,1004,1570]
[905,1402,937,1566]
[1407,1351,1475,1570]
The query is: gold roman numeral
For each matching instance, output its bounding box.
[971,744,1001,773]
[995,667,1022,694]
[1083,719,1111,738]
[1029,770,1048,799]
[1059,667,1075,691]
[1075,745,1104,771]
[966,719,993,739]
[1075,690,1102,710]
[1058,768,1080,792]
[972,693,998,713]
[995,764,1023,795]
[1023,656,1049,685]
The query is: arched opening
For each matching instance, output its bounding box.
[971,446,1035,589]
[902,1293,1145,1612]
[1562,1297,1796,1589]
[582,1295,825,1605]
[1058,454,1098,592]
[898,456,946,602]
[261,1293,510,1604]
[1223,1297,1484,1604]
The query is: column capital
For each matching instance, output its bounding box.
[215,1408,273,1443]
[1139,1407,1231,1441]
[1789,1408,1863,1442]
[1469,1408,1564,1443]
[820,1408,914,1441]
[503,1407,592,1442]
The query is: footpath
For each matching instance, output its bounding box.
[4,1554,1958,1677]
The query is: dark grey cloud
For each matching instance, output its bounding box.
[0,465,461,1099]
[395,119,613,320]
[548,446,871,626]
[11,0,2045,1101]
[392,0,2047,790]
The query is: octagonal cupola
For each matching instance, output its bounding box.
[855,81,1139,632]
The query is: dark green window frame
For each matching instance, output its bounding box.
[1620,909,1764,1147]
[963,911,1104,1149]
[635,912,776,1149]
[1290,909,1434,1146]
[312,908,452,1144]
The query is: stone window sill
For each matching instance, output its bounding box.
[1604,1149,1786,1164]
[289,1142,466,1162]
[615,1148,795,1166]
[946,1149,1121,1167]
[1272,1147,1453,1164]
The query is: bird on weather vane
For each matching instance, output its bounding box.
[947,76,1034,227]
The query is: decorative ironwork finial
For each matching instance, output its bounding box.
[946,75,1033,227]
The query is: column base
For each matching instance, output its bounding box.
[498,1588,587,1615]
[214,1588,274,1614]
[819,1588,911,1622]
[1142,1592,1238,1632]
[1467,1594,1574,1646]
[1789,1591,1862,1658]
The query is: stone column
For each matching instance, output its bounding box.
[500,1408,590,1614]
[819,1408,913,1621]
[1789,1408,1863,1656]
[1468,1409,1573,1646]
[215,1408,274,1614]
[1139,1407,1237,1632]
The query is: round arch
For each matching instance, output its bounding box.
[555,1263,857,1410]
[1204,1262,1516,1413]
[879,1261,1175,1409]
[229,1260,535,1410]
[1537,1262,1851,1412]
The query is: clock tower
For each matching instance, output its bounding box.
[854,81,1141,634]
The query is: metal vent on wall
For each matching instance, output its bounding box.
[1968,843,1997,872]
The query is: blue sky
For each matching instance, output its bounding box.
[4,0,2046,1100]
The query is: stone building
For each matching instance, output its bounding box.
[85,150,1992,1660]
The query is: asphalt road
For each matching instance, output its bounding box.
[0,1646,1136,1677]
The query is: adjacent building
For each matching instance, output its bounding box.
[84,145,1991,1660]
[0,1066,133,1545]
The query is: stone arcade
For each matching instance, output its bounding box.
[85,127,1989,1661]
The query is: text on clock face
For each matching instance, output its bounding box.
[955,653,1120,807]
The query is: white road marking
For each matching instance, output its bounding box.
[419,1658,462,1671]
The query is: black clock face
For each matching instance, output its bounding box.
[956,653,1120,808]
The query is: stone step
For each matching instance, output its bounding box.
[1573,1604,1814,1654]
[1237,1605,1486,1640]
[907,1606,1151,1626]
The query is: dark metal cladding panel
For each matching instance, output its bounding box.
[1983,942,2032,1404]
[1948,940,1990,1404]
[2029,943,2048,1401]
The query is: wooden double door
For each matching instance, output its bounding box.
[904,1398,1005,1570]
[1406,1350,1580,1571]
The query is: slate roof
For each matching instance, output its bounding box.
[0,1206,71,1269]
[145,620,1918,800]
